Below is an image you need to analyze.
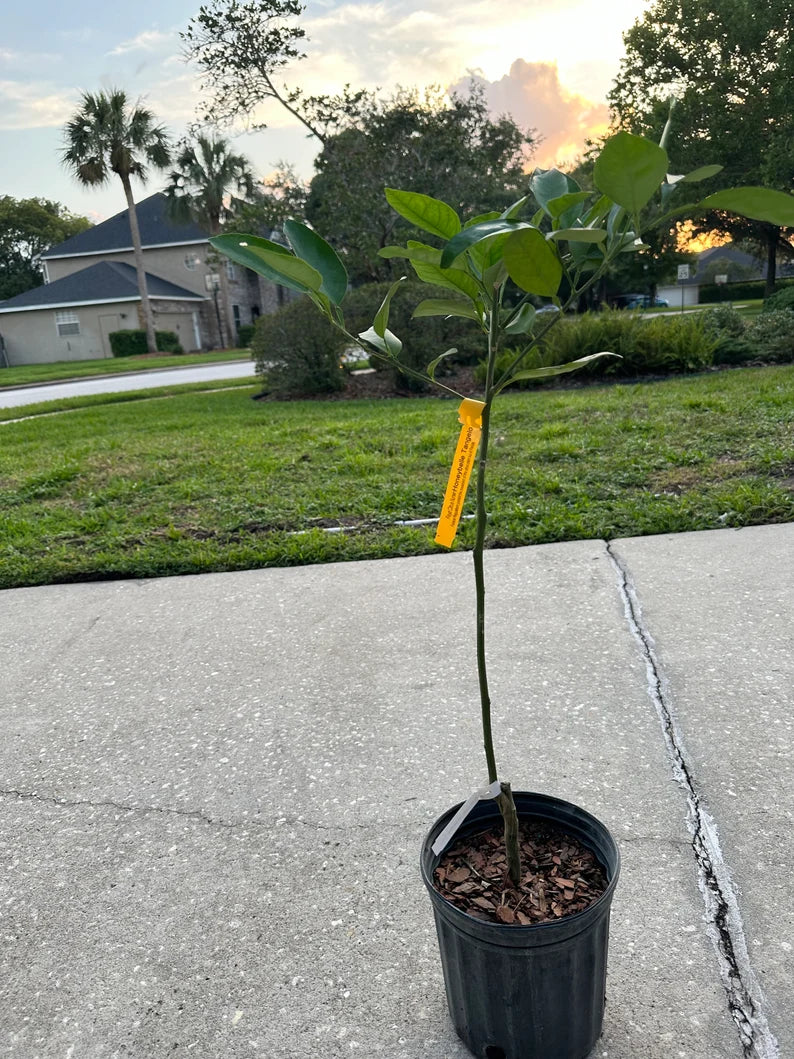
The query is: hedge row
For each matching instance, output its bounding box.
[474,305,794,388]
[109,329,183,357]
[698,277,794,303]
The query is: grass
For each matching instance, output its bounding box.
[639,298,763,318]
[1,364,792,589]
[0,349,251,388]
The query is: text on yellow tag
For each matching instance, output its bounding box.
[435,398,486,548]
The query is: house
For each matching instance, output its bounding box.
[656,243,794,307]
[0,193,288,366]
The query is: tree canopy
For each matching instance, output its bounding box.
[165,133,258,346]
[609,0,794,293]
[304,87,535,284]
[0,197,91,301]
[62,88,172,351]
[183,0,369,141]
[165,132,257,236]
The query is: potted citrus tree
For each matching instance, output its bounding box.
[211,131,794,1059]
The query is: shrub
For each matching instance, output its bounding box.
[237,323,256,347]
[763,287,794,313]
[538,310,716,377]
[109,329,183,357]
[700,307,756,365]
[155,330,182,354]
[109,330,147,357]
[639,315,718,373]
[251,299,347,396]
[701,306,746,337]
[745,310,794,363]
[342,281,484,391]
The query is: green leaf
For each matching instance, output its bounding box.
[530,169,570,213]
[210,233,323,294]
[502,228,563,296]
[359,325,403,358]
[374,277,405,338]
[378,245,413,260]
[699,187,794,227]
[606,204,626,238]
[440,219,532,268]
[547,227,607,243]
[412,298,480,322]
[384,188,461,240]
[426,348,458,379]
[546,190,591,219]
[501,194,530,220]
[503,304,536,335]
[678,164,723,183]
[483,258,509,290]
[569,240,606,271]
[593,132,668,213]
[283,220,348,305]
[410,257,481,302]
[582,195,612,228]
[493,352,619,396]
[465,211,501,228]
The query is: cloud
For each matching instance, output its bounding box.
[0,81,74,130]
[108,29,175,57]
[451,61,610,168]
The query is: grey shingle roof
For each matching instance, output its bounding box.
[0,261,204,312]
[42,193,207,259]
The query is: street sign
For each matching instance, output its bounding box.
[677,264,690,281]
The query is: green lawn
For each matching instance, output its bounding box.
[0,349,251,388]
[640,298,763,318]
[1,365,792,589]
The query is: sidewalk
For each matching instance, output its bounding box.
[0,524,791,1058]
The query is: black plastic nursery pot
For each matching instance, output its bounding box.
[420,791,620,1059]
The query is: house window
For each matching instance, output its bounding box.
[184,253,200,271]
[232,304,241,332]
[225,260,237,281]
[55,310,80,337]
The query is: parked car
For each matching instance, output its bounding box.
[619,294,669,309]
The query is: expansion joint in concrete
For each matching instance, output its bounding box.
[605,541,779,1059]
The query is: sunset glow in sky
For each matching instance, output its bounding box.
[0,0,652,221]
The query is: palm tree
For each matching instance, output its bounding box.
[165,134,257,348]
[62,89,172,354]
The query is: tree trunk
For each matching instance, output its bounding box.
[218,268,233,347]
[121,174,158,354]
[765,226,779,299]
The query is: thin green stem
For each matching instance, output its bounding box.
[475,291,522,886]
[475,319,497,783]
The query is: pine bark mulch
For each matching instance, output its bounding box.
[434,820,608,926]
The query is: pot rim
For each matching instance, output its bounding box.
[420,790,620,935]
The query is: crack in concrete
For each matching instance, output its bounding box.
[0,787,366,834]
[606,541,779,1059]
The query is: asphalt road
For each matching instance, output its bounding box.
[0,360,257,410]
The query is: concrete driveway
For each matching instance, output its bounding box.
[0,525,791,1058]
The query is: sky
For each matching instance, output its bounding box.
[0,0,651,223]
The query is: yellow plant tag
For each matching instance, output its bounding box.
[435,398,486,548]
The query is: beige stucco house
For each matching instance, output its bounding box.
[0,193,288,366]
